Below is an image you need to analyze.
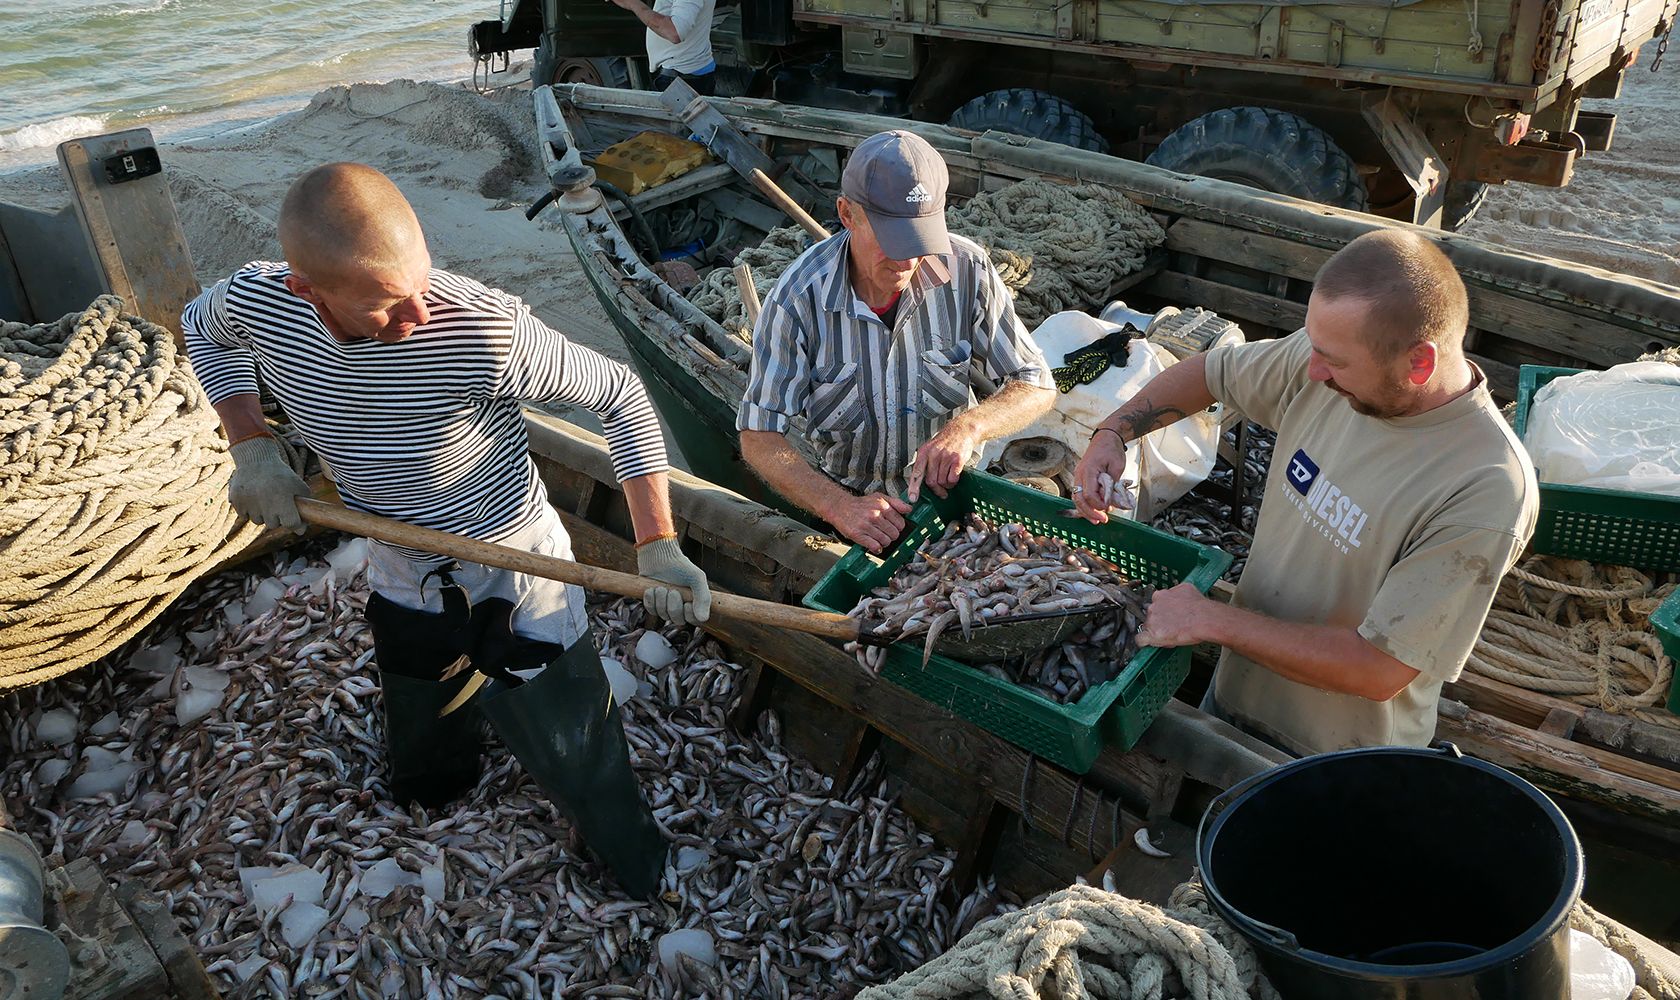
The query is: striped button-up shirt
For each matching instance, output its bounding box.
[183,263,669,550]
[737,233,1052,497]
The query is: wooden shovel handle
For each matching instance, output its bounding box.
[295,499,861,642]
[749,168,831,241]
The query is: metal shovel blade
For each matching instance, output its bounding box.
[929,606,1113,663]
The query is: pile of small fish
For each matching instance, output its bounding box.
[845,514,1152,704]
[967,609,1140,705]
[1,540,1016,999]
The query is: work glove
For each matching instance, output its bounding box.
[636,535,712,625]
[227,434,309,533]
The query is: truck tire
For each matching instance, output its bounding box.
[537,43,632,88]
[947,89,1109,154]
[1442,180,1490,231]
[1147,107,1368,212]
[552,56,631,88]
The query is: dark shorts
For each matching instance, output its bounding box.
[653,67,715,96]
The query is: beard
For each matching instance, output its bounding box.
[1325,378,1411,419]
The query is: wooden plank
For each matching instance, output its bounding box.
[114,879,221,1000]
[1104,249,1167,301]
[1435,700,1680,826]
[1146,268,1519,399]
[1149,269,1306,332]
[56,129,200,341]
[1448,672,1680,774]
[1165,216,1665,369]
[53,858,171,1000]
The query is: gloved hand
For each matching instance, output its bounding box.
[228,434,309,533]
[636,535,712,625]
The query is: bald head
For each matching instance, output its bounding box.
[278,163,426,288]
[1311,229,1469,360]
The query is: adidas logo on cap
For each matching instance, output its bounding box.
[905,183,933,204]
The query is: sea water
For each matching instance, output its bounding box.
[0,0,493,167]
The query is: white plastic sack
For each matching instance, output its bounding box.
[1524,363,1680,495]
[981,309,1224,520]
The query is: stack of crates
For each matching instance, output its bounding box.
[1513,365,1680,714]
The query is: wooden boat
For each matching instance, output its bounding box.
[524,411,1680,935]
[526,82,1680,930]
[531,81,1680,509]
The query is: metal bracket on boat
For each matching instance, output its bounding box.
[0,828,71,1000]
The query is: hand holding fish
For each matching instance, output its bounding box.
[909,414,981,502]
[1071,427,1136,524]
[1135,581,1220,648]
[826,491,913,554]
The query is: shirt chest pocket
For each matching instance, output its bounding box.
[918,345,973,417]
[807,361,867,435]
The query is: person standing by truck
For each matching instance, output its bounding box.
[606,0,717,95]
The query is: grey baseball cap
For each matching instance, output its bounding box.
[841,130,950,260]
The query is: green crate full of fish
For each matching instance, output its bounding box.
[804,471,1232,773]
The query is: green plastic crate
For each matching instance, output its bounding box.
[1512,365,1680,573]
[1653,590,1680,716]
[803,470,1232,773]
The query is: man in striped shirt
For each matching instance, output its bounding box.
[183,162,702,898]
[737,131,1056,553]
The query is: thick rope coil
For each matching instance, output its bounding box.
[1467,554,1677,727]
[690,178,1167,346]
[0,296,261,688]
[857,882,1276,1000]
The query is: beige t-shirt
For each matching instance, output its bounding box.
[1202,330,1538,755]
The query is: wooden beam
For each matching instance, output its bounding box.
[1447,672,1680,775]
[1435,700,1680,826]
[1164,216,1667,369]
[1143,270,1518,399]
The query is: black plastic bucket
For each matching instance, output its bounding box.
[1197,743,1582,999]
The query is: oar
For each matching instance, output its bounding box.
[748,168,831,241]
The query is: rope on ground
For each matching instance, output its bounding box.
[689,178,1167,347]
[0,296,261,689]
[856,881,1277,1000]
[1466,554,1677,728]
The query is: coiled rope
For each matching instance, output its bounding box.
[857,881,1278,1000]
[1467,555,1676,728]
[1,296,260,689]
[690,178,1167,345]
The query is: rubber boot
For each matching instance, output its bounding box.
[366,591,484,809]
[378,673,485,808]
[478,637,668,899]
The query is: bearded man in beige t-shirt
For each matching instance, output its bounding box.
[1071,230,1537,756]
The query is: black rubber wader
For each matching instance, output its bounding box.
[364,564,667,898]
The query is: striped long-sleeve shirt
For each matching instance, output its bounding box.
[182,262,668,546]
[737,233,1052,497]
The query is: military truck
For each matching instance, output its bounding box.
[470,0,1676,228]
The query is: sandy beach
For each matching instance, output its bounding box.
[1460,52,1680,286]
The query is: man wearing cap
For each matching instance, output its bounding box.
[737,130,1056,552]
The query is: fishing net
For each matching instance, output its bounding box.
[0,296,261,688]
[689,178,1166,344]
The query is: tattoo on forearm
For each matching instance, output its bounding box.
[1111,396,1187,442]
